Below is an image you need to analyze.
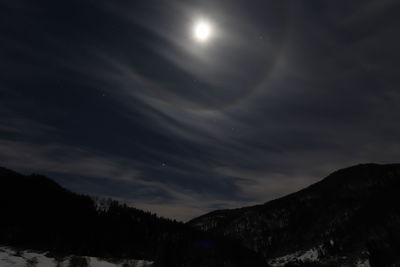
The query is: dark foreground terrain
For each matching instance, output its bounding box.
[190,163,400,266]
[1,164,400,266]
[0,167,264,267]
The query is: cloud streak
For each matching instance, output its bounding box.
[1,0,400,220]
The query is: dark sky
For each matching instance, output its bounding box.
[1,0,400,221]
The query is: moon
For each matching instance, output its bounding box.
[193,20,212,43]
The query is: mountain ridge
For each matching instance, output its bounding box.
[2,163,400,266]
[188,163,400,266]
[0,166,266,267]
[191,163,394,222]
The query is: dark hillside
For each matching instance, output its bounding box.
[189,164,400,266]
[0,167,265,267]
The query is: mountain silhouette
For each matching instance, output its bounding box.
[2,164,400,266]
[189,163,400,266]
[0,167,265,267]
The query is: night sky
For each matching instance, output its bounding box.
[1,0,400,221]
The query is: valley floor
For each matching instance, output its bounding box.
[0,246,153,267]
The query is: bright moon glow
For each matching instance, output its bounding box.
[193,21,212,42]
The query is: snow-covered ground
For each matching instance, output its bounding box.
[268,246,370,267]
[356,258,371,267]
[0,246,154,267]
[268,247,320,267]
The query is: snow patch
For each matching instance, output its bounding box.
[268,246,371,267]
[356,258,370,267]
[268,247,320,266]
[0,246,153,267]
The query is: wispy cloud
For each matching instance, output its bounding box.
[1,0,400,220]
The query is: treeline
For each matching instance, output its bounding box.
[0,167,265,267]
